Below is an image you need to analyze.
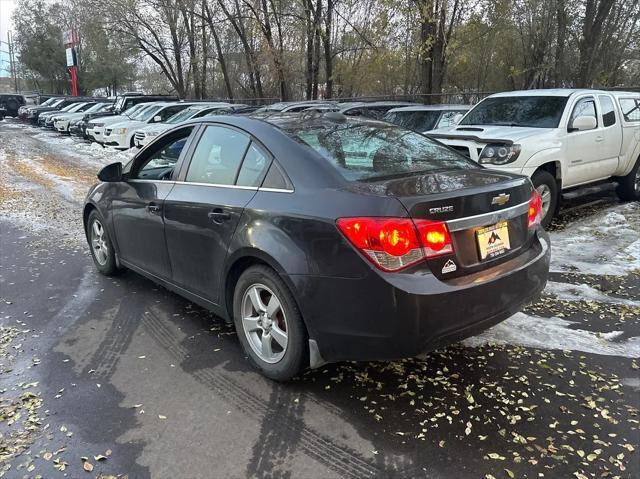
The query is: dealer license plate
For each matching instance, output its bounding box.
[476,221,511,260]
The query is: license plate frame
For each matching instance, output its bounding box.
[476,221,511,260]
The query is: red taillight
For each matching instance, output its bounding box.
[415,220,454,257]
[528,190,542,228]
[336,217,453,271]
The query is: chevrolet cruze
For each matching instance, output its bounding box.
[83,112,550,381]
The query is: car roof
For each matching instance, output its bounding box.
[610,91,640,98]
[339,101,417,111]
[488,88,620,98]
[387,104,471,113]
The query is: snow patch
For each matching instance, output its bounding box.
[464,312,640,358]
[549,203,640,275]
[544,281,640,307]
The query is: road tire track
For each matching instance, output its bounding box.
[141,310,383,479]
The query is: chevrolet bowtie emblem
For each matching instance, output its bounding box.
[491,193,510,206]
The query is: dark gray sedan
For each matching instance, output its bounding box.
[83,113,550,381]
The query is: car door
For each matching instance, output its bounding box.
[163,124,272,304]
[565,95,603,187]
[111,127,196,279]
[597,94,622,176]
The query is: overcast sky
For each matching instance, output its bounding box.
[0,0,16,77]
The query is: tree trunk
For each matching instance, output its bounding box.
[576,0,616,87]
[554,0,567,87]
[323,0,334,98]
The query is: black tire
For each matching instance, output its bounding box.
[86,210,120,276]
[233,265,308,381]
[615,157,640,201]
[531,170,559,229]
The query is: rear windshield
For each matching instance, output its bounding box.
[288,122,475,181]
[384,110,442,132]
[461,96,568,128]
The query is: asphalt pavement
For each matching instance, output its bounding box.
[0,119,638,479]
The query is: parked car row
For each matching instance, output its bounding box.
[13,89,640,227]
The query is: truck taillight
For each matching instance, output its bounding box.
[336,217,454,272]
[528,190,542,228]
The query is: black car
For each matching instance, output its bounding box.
[83,113,550,381]
[0,94,26,117]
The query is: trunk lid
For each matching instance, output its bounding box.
[351,169,535,279]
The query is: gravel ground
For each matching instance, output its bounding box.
[0,118,638,479]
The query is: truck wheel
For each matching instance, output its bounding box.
[531,170,558,229]
[616,158,640,201]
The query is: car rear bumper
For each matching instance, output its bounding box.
[289,229,550,363]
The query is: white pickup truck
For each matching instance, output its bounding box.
[429,89,640,226]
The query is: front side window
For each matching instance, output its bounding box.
[186,126,250,185]
[289,122,475,182]
[461,96,568,128]
[132,128,193,181]
[134,105,163,121]
[157,105,186,122]
[570,97,598,128]
[619,98,640,122]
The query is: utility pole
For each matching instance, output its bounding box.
[64,29,78,96]
[7,31,19,93]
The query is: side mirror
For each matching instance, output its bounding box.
[153,115,162,123]
[452,113,464,125]
[570,116,597,132]
[98,162,123,182]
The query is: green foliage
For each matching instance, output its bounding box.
[13,0,68,92]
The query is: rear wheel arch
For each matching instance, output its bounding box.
[224,252,307,329]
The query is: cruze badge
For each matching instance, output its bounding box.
[429,205,454,214]
[491,193,510,206]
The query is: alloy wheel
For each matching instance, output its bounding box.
[635,168,640,194]
[536,184,553,218]
[90,219,109,266]
[241,284,288,364]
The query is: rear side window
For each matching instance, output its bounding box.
[599,95,616,127]
[186,126,250,185]
[619,98,640,122]
[289,122,475,182]
[236,143,270,187]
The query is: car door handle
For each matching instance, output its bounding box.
[146,203,161,215]
[208,209,231,223]
[595,136,604,142]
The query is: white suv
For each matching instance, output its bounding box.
[102,102,192,149]
[430,89,640,226]
[133,103,234,148]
